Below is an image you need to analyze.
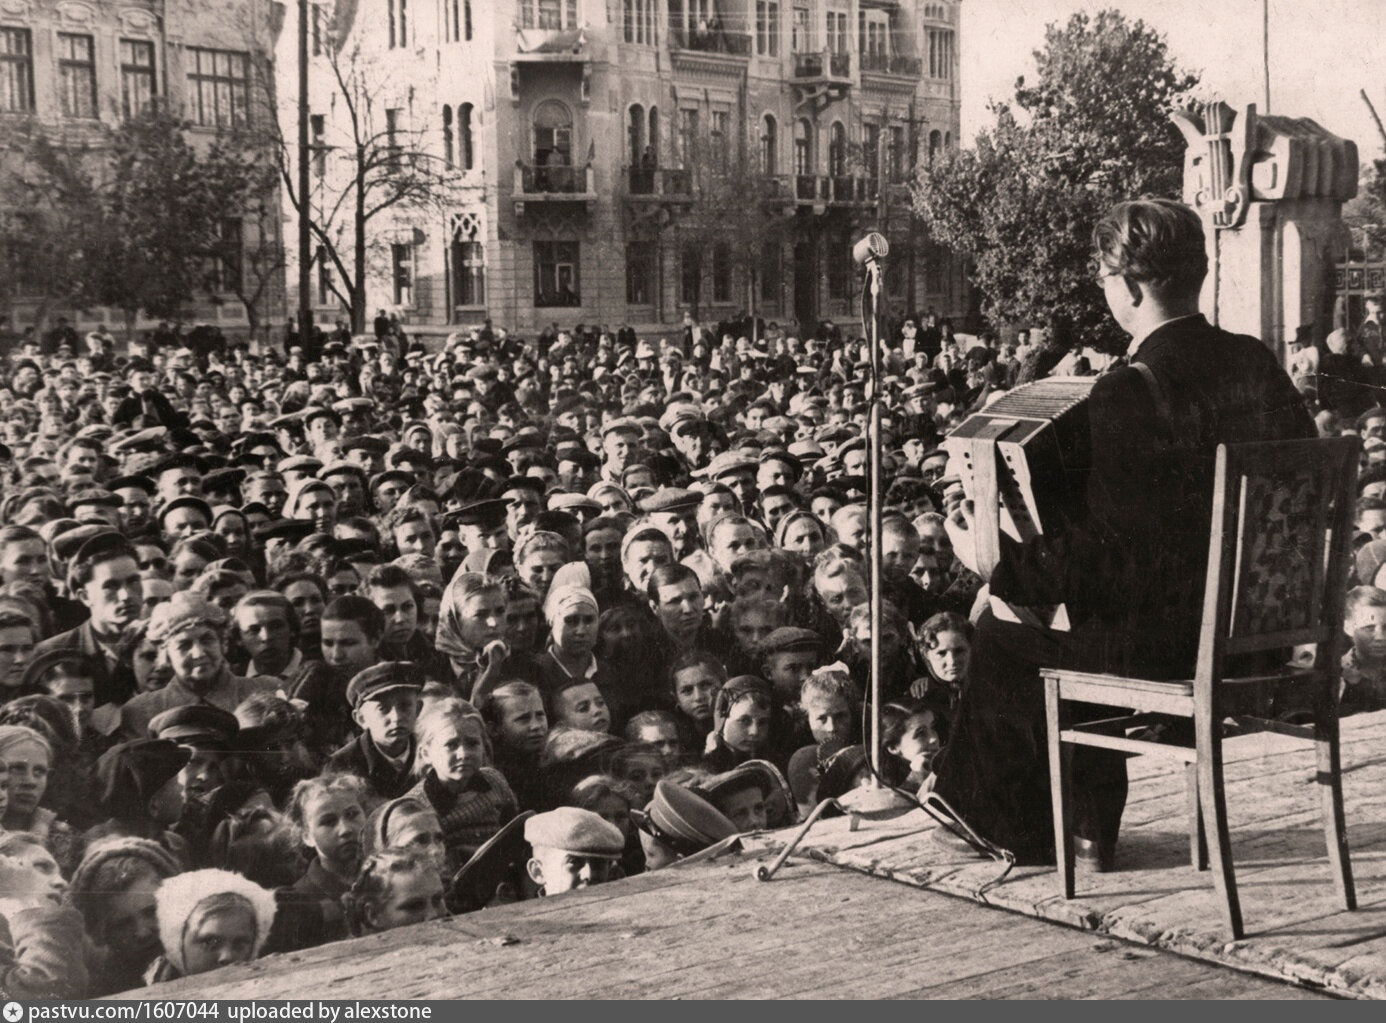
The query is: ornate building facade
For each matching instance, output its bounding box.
[287,0,967,336]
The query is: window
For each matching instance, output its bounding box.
[793,119,812,176]
[57,34,97,119]
[311,113,326,175]
[927,28,953,79]
[0,28,33,113]
[120,39,156,119]
[385,108,403,170]
[826,11,848,53]
[828,121,846,177]
[216,218,243,292]
[626,241,654,305]
[444,0,473,42]
[442,106,453,167]
[532,100,571,187]
[928,129,941,163]
[458,103,473,170]
[761,240,780,303]
[761,114,777,175]
[712,243,732,303]
[710,110,728,171]
[889,125,905,182]
[861,12,887,58]
[791,6,810,52]
[624,0,653,44]
[680,244,701,306]
[316,245,333,305]
[678,108,698,168]
[522,0,578,31]
[756,1,779,56]
[535,240,580,306]
[187,48,250,128]
[863,122,880,181]
[392,243,413,305]
[389,0,408,48]
[827,229,850,300]
[456,241,484,306]
[628,104,644,166]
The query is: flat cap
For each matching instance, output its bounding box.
[148,704,240,747]
[450,497,507,528]
[202,467,246,494]
[333,397,375,414]
[346,661,424,708]
[319,460,367,480]
[252,518,316,544]
[547,492,601,516]
[501,475,545,496]
[108,474,156,495]
[341,435,389,456]
[658,403,706,435]
[467,363,499,381]
[53,526,122,563]
[698,451,758,480]
[157,496,212,526]
[278,455,325,475]
[524,807,625,857]
[637,487,703,514]
[70,488,123,509]
[761,626,823,657]
[600,417,642,439]
[302,405,341,426]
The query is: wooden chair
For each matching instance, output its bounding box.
[1042,436,1360,939]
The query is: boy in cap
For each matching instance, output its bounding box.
[325,661,423,799]
[524,807,625,896]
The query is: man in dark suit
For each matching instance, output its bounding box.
[934,199,1315,866]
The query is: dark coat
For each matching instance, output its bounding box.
[934,316,1315,863]
[33,621,136,708]
[325,732,416,800]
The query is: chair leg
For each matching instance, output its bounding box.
[1313,685,1357,911]
[1184,762,1207,871]
[1196,713,1243,940]
[1045,677,1074,899]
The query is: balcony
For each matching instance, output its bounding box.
[860,52,922,77]
[512,161,597,217]
[625,166,693,201]
[669,27,752,56]
[792,50,852,112]
[793,49,851,80]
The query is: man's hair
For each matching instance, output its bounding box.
[0,525,42,550]
[623,708,678,740]
[321,594,385,642]
[920,611,974,650]
[1092,198,1208,293]
[667,650,726,692]
[646,562,698,602]
[70,539,138,591]
[365,563,414,593]
[0,609,35,635]
[233,591,299,635]
[515,530,569,565]
[383,504,433,537]
[1345,585,1386,619]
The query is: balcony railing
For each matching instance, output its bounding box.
[626,166,693,198]
[793,49,851,79]
[860,52,922,76]
[514,161,595,196]
[669,28,753,56]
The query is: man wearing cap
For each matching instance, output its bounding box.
[450,499,510,553]
[119,593,278,740]
[524,807,625,896]
[35,534,144,708]
[639,488,703,560]
[501,476,544,543]
[152,455,205,507]
[633,779,739,870]
[325,662,422,799]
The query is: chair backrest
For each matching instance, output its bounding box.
[1197,436,1360,682]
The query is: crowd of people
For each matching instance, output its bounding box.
[0,198,1375,998]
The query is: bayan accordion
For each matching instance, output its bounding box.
[943,377,1097,630]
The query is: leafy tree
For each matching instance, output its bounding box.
[911,8,1198,360]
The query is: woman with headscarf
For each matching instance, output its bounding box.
[145,869,277,984]
[536,582,631,729]
[433,573,542,704]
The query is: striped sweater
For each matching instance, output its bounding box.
[407,768,519,875]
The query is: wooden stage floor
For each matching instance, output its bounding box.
[134,855,1323,1000]
[754,708,1386,1000]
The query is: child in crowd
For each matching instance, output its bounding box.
[880,698,945,790]
[362,795,447,876]
[270,775,367,954]
[623,710,682,762]
[668,652,723,755]
[343,850,447,936]
[913,611,974,717]
[326,662,422,799]
[798,667,860,747]
[481,680,549,812]
[703,676,778,772]
[406,697,517,875]
[147,869,277,983]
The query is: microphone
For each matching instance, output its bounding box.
[852,232,890,266]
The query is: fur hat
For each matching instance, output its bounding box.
[155,869,277,975]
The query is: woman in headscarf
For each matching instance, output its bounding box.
[433,573,542,704]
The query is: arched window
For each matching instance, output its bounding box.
[761,114,777,175]
[944,131,952,149]
[628,104,645,165]
[442,105,454,168]
[533,99,572,164]
[929,129,942,163]
[458,102,474,170]
[648,106,659,165]
[793,118,812,176]
[828,121,846,177]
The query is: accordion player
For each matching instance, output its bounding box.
[943,377,1098,630]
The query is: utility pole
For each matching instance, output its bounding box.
[1262,0,1271,113]
[297,0,312,345]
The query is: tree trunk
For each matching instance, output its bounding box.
[352,145,368,333]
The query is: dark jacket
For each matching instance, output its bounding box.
[33,621,136,708]
[325,732,416,800]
